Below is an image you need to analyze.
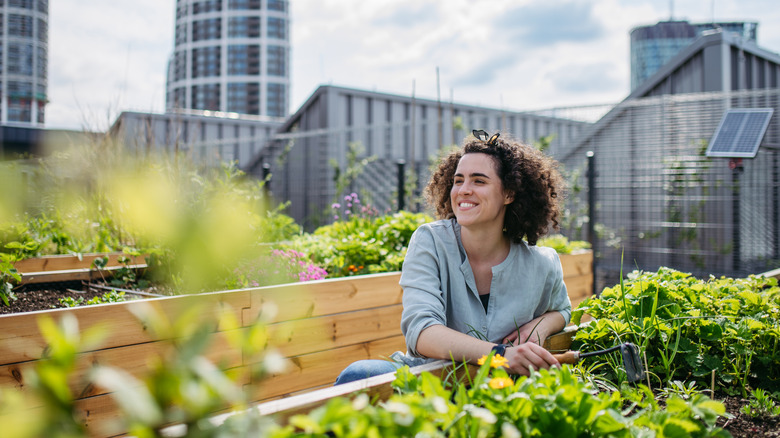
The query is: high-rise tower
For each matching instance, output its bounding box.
[166,0,290,118]
[1,0,47,126]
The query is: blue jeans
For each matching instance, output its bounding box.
[334,359,402,385]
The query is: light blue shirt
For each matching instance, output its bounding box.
[398,219,571,359]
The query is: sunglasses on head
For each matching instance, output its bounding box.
[472,129,500,147]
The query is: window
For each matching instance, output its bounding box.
[266,45,285,76]
[191,46,221,78]
[37,0,47,13]
[266,83,285,117]
[228,44,259,75]
[8,14,33,37]
[36,46,45,79]
[9,0,34,9]
[191,83,220,111]
[228,16,260,38]
[7,42,33,75]
[192,18,221,41]
[37,101,44,124]
[228,0,260,9]
[37,18,46,43]
[267,17,286,39]
[170,87,186,108]
[174,51,186,81]
[192,0,222,14]
[175,22,187,45]
[227,82,260,114]
[7,99,31,123]
[8,80,33,98]
[267,0,286,12]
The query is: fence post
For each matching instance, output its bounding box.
[586,150,597,296]
[397,159,406,211]
[262,162,271,193]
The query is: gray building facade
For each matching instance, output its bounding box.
[246,85,590,230]
[110,109,282,169]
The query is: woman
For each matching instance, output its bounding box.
[335,130,570,384]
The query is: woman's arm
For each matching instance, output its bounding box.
[417,323,560,376]
[502,310,566,346]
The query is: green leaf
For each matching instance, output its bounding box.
[92,367,163,425]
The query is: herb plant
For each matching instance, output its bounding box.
[572,267,780,395]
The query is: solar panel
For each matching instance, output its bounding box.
[706,108,774,158]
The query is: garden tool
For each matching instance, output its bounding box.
[553,342,646,383]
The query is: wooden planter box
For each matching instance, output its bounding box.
[0,251,593,437]
[12,252,148,285]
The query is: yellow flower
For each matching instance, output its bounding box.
[490,354,509,368]
[477,353,509,368]
[488,377,514,389]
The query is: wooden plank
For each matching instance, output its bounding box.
[249,336,406,401]
[0,331,244,398]
[13,253,148,273]
[542,324,578,352]
[0,290,250,365]
[19,264,148,285]
[560,251,593,278]
[759,267,780,279]
[242,272,403,324]
[264,304,403,359]
[565,272,593,301]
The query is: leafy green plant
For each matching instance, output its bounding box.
[740,388,780,417]
[285,204,432,278]
[536,234,591,254]
[572,267,780,395]
[59,290,127,308]
[274,356,729,437]
[0,253,20,306]
[90,302,284,437]
[660,380,701,401]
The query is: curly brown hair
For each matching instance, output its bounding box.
[424,133,564,245]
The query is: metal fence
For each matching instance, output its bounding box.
[556,88,780,289]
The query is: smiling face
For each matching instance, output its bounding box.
[450,153,514,231]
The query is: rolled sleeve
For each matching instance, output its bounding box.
[399,226,447,357]
[549,251,572,324]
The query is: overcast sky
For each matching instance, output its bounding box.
[47,0,780,131]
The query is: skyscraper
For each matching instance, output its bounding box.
[166,0,290,118]
[630,20,757,91]
[1,0,47,126]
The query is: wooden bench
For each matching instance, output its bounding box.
[0,252,592,437]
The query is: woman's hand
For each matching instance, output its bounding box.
[502,342,560,376]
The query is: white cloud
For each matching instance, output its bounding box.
[45,0,780,131]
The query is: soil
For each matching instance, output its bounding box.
[0,281,159,315]
[2,285,779,437]
[717,395,780,437]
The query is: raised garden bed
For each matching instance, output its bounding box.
[12,252,148,285]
